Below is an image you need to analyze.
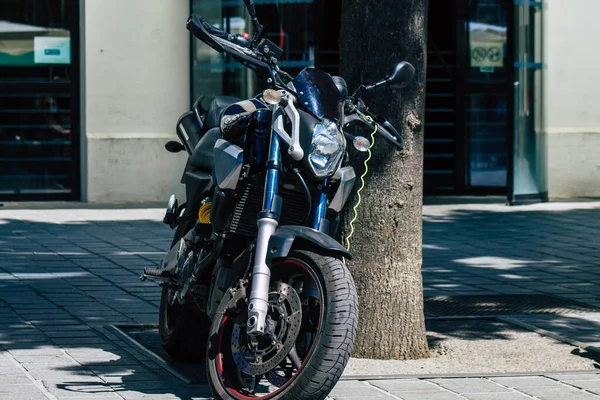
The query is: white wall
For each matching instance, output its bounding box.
[545,1,600,198]
[84,0,190,203]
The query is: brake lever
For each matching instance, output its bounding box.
[375,121,403,150]
[380,120,404,149]
[204,22,229,40]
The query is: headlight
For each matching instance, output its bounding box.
[308,119,346,178]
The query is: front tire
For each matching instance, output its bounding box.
[206,250,358,400]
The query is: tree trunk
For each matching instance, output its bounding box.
[339,0,429,359]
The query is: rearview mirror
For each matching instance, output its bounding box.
[165,140,185,153]
[387,61,415,89]
[362,61,415,93]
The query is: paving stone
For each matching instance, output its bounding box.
[390,391,466,400]
[562,380,600,390]
[430,378,513,394]
[371,379,441,392]
[545,374,600,381]
[491,376,563,388]
[18,357,80,370]
[29,370,103,382]
[329,381,395,398]
[116,390,191,400]
[462,393,533,400]
[5,347,64,357]
[44,330,97,339]
[51,336,113,346]
[518,385,600,400]
[43,383,119,399]
[98,372,161,384]
[0,384,49,400]
[0,374,35,384]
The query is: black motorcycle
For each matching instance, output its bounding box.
[141,2,414,399]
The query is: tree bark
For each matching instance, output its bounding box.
[339,0,429,359]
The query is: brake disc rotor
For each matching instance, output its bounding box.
[230,281,302,376]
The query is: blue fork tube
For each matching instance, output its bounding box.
[313,179,328,231]
[263,133,281,212]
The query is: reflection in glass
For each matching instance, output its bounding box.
[467,0,508,188]
[468,93,507,187]
[0,20,71,66]
[0,0,76,196]
[511,2,546,203]
[0,93,72,194]
[191,0,317,100]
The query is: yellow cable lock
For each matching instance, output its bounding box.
[344,115,378,261]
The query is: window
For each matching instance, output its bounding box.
[190,0,319,101]
[0,0,80,199]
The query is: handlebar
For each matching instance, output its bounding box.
[186,14,275,82]
[203,23,251,48]
[188,12,404,150]
[344,105,404,150]
[187,14,225,53]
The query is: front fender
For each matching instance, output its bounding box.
[266,225,352,260]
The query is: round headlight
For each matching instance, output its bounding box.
[308,119,346,178]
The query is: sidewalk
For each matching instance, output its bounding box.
[0,201,599,399]
[422,201,600,355]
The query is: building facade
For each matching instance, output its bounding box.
[0,0,597,203]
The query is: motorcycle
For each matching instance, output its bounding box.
[141,1,414,399]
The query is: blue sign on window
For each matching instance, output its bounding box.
[34,37,71,64]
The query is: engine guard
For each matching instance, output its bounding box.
[266,225,352,260]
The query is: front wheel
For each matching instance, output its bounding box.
[206,250,358,400]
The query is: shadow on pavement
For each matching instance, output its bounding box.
[0,215,211,398]
[421,203,600,362]
[0,203,599,397]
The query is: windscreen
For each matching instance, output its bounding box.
[292,68,342,120]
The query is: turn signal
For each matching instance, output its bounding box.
[353,136,371,152]
[262,89,282,105]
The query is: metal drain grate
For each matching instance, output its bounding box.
[109,325,205,384]
[424,295,600,316]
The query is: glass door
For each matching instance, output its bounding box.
[465,0,510,190]
[510,0,546,204]
[0,0,80,200]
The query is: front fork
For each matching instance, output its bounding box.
[247,129,330,335]
[247,132,282,335]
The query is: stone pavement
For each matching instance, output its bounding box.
[0,201,599,399]
[330,374,600,399]
[422,201,600,353]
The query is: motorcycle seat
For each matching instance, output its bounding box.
[202,95,241,131]
[187,95,241,170]
[190,127,221,170]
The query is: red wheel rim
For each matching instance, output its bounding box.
[214,258,323,399]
